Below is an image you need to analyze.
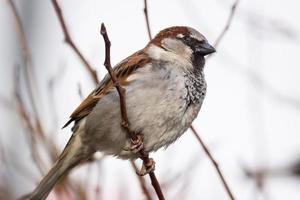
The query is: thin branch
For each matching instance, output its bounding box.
[50,0,99,85]
[143,0,152,40]
[100,23,165,200]
[190,125,236,200]
[213,0,240,48]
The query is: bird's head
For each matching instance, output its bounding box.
[148,26,215,66]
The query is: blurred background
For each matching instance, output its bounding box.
[0,0,300,199]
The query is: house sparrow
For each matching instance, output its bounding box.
[29,26,215,200]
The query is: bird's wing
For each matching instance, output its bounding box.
[62,50,151,128]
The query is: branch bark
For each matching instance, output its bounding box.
[143,0,152,40]
[100,23,165,200]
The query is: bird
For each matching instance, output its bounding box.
[29,26,215,200]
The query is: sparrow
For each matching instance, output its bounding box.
[29,26,215,200]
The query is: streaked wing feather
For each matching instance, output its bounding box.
[62,50,151,128]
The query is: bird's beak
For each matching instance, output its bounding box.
[195,42,216,56]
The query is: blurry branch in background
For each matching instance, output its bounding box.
[7,0,59,164]
[100,23,165,200]
[77,83,85,100]
[7,0,42,136]
[6,0,98,199]
[242,157,300,200]
[50,0,99,85]
[14,65,46,175]
[290,158,300,177]
[47,65,67,131]
[143,0,152,40]
[190,126,236,200]
[242,166,268,200]
[213,0,240,49]
[142,0,238,199]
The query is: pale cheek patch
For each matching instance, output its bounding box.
[177,33,184,38]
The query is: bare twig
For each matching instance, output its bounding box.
[213,0,240,49]
[143,0,152,40]
[190,125,236,200]
[50,0,98,85]
[100,23,165,200]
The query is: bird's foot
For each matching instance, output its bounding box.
[136,158,155,176]
[122,134,144,153]
[130,134,144,153]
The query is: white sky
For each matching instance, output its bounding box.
[0,0,300,199]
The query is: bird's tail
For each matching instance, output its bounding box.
[29,134,89,200]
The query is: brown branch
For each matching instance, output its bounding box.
[213,0,240,49]
[50,0,99,85]
[143,0,152,40]
[190,125,236,200]
[100,23,165,200]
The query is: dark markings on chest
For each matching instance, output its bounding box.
[184,55,207,107]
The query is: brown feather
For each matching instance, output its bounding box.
[151,26,189,47]
[62,50,151,129]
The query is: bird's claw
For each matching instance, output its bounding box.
[122,134,144,153]
[130,134,144,153]
[136,158,155,176]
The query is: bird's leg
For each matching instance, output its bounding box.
[137,157,156,176]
